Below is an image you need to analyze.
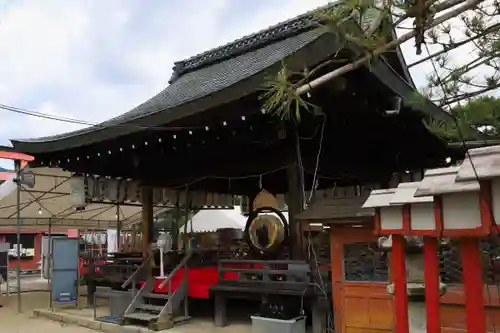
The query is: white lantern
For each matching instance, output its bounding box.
[415,166,481,236]
[363,183,434,235]
[456,145,500,234]
[69,176,86,208]
[390,182,435,235]
[363,188,401,234]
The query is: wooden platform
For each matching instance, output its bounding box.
[212,259,330,333]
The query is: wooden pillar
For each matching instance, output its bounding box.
[459,238,486,333]
[391,235,409,333]
[141,186,154,258]
[172,191,180,250]
[283,123,304,260]
[423,236,441,333]
[183,200,189,250]
[286,162,303,259]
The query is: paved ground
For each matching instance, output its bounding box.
[1,275,49,294]
[0,276,255,333]
[0,289,252,333]
[1,292,95,333]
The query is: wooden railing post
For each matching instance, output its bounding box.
[184,262,189,316]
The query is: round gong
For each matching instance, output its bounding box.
[244,206,289,257]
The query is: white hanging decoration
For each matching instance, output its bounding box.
[69,176,86,208]
[99,233,107,245]
[92,233,99,245]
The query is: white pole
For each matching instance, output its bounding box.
[159,247,164,278]
[6,255,10,296]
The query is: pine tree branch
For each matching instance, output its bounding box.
[394,0,465,26]
[295,0,484,96]
[408,22,500,68]
[437,53,499,85]
[438,82,500,106]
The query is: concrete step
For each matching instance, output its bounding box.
[137,304,164,312]
[173,315,192,325]
[143,292,169,300]
[124,311,158,322]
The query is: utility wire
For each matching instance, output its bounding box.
[425,42,499,332]
[0,103,202,131]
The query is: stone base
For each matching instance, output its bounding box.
[408,302,426,333]
[386,282,447,299]
[33,308,167,333]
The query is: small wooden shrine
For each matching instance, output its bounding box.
[363,145,500,333]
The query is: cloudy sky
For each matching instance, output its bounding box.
[0,0,440,168]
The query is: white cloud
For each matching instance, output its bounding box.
[0,0,481,158]
[0,0,340,148]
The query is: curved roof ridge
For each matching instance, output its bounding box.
[169,2,339,83]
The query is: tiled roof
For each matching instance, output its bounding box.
[13,4,337,145]
[13,28,326,146]
[170,2,338,82]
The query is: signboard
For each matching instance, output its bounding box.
[51,238,79,304]
[5,234,36,260]
[8,245,35,259]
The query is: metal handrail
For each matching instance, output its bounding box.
[121,254,151,289]
[158,250,193,289]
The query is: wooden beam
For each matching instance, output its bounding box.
[392,235,409,333]
[459,238,486,333]
[423,237,441,333]
[141,186,153,259]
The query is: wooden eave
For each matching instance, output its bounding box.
[296,196,374,222]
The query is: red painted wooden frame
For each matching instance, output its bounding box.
[0,150,34,165]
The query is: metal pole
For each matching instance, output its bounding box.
[183,200,189,316]
[183,204,188,251]
[48,217,53,310]
[6,254,10,296]
[14,159,21,313]
[116,204,121,253]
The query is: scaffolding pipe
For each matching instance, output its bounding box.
[14,159,21,313]
[48,217,53,310]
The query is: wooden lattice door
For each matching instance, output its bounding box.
[331,227,395,333]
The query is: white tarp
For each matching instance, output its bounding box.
[180,206,290,233]
[0,167,168,229]
[180,206,247,233]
